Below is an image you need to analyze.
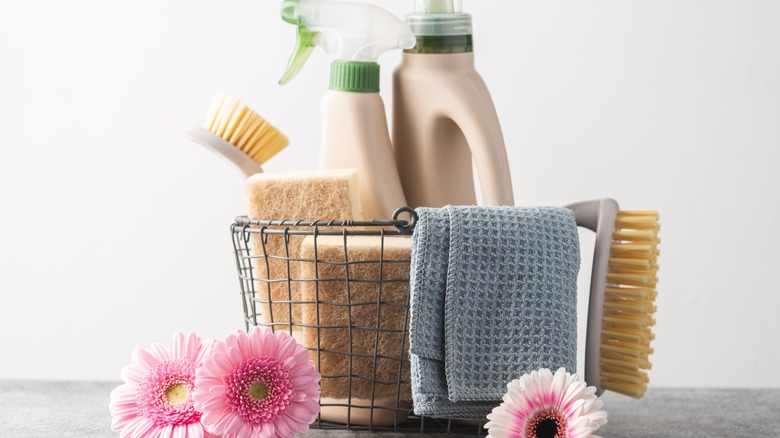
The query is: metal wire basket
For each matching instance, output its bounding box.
[231,208,485,435]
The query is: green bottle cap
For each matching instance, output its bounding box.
[408,0,472,36]
[329,61,380,93]
[405,0,473,53]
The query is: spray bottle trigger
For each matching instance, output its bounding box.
[279,22,318,85]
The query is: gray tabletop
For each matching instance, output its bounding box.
[0,381,778,437]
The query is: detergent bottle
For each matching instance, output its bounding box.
[393,0,514,207]
[280,0,415,220]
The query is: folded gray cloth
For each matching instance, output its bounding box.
[409,206,580,419]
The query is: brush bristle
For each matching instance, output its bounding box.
[204,91,289,166]
[601,210,660,398]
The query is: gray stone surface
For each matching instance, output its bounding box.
[0,381,778,437]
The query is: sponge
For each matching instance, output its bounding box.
[299,235,412,401]
[246,169,362,336]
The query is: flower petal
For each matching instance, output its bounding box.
[131,347,159,372]
[274,334,298,361]
[120,364,146,384]
[187,423,204,438]
[253,328,275,357]
[259,421,274,438]
[224,412,246,436]
[128,417,155,438]
[274,415,292,437]
[227,346,244,367]
[212,351,234,375]
[150,343,170,362]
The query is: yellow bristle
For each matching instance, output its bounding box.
[601,368,649,384]
[603,313,656,328]
[615,215,660,230]
[242,120,272,155]
[215,97,239,138]
[618,211,660,218]
[605,286,656,300]
[601,355,638,369]
[609,257,652,269]
[602,326,652,342]
[227,109,252,145]
[225,104,249,143]
[610,243,654,255]
[204,91,227,132]
[601,342,644,356]
[607,272,656,287]
[235,116,263,150]
[601,210,659,399]
[613,230,657,242]
[603,350,653,369]
[603,300,656,314]
[601,380,647,399]
[205,91,289,166]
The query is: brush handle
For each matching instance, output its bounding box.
[566,198,619,396]
[183,127,263,178]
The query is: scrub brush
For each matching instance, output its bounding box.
[184,91,289,177]
[567,198,660,398]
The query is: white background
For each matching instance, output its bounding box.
[1,0,778,388]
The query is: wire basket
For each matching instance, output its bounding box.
[231,208,485,435]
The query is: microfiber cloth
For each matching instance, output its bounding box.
[409,206,580,419]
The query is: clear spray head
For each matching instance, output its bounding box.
[279,0,416,85]
[415,0,463,14]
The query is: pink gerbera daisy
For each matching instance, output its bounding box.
[484,368,608,438]
[193,327,321,438]
[109,332,216,438]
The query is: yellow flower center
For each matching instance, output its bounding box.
[250,382,269,401]
[165,384,189,405]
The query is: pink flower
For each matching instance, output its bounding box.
[193,327,321,438]
[484,368,607,438]
[109,332,216,438]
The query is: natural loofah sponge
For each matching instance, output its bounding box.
[299,235,412,402]
[246,169,362,337]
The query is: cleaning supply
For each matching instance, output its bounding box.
[245,169,362,340]
[567,199,660,398]
[299,235,412,426]
[184,91,289,178]
[393,0,514,208]
[279,0,414,220]
[408,206,580,419]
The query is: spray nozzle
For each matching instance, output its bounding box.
[280,0,298,24]
[279,0,416,85]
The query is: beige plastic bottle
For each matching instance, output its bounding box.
[279,0,415,220]
[319,66,408,220]
[279,0,417,427]
[393,0,514,208]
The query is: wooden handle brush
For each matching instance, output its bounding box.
[567,198,660,398]
[184,91,289,177]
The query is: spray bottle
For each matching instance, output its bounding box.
[279,0,415,426]
[279,0,415,221]
[393,0,514,208]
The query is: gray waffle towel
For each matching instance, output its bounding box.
[409,206,580,419]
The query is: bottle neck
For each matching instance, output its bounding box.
[401,50,475,70]
[404,34,473,54]
[329,61,380,93]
